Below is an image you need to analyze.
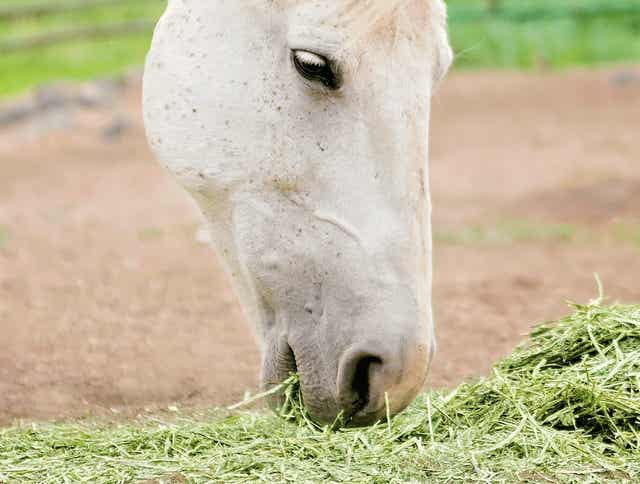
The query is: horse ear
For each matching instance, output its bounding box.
[430,0,453,84]
[397,0,452,84]
[165,0,185,11]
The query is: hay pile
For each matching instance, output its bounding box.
[1,300,639,482]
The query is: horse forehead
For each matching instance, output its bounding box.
[164,1,443,50]
[274,0,428,18]
[266,0,436,43]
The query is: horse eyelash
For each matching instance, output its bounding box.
[292,50,342,90]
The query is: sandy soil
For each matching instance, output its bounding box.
[1,66,639,425]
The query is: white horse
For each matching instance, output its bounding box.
[143,0,452,426]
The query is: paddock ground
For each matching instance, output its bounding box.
[1,66,639,425]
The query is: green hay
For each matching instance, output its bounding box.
[1,299,639,483]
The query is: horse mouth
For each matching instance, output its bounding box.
[264,338,297,390]
[264,339,383,427]
[281,341,298,379]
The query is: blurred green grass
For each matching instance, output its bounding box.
[0,0,639,98]
[0,225,10,249]
[434,219,640,249]
[448,0,640,69]
[0,1,164,98]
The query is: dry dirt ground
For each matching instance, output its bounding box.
[1,67,639,425]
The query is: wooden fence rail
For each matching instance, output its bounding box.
[0,0,158,22]
[449,2,640,23]
[0,20,155,54]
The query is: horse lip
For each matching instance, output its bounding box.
[262,334,297,411]
[344,405,387,427]
[275,336,297,382]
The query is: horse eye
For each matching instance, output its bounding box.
[291,50,340,90]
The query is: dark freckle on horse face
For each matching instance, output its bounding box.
[192,108,197,113]
[198,172,205,179]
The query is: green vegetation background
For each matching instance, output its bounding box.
[0,0,639,98]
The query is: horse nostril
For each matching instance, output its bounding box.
[337,347,384,418]
[351,356,382,411]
